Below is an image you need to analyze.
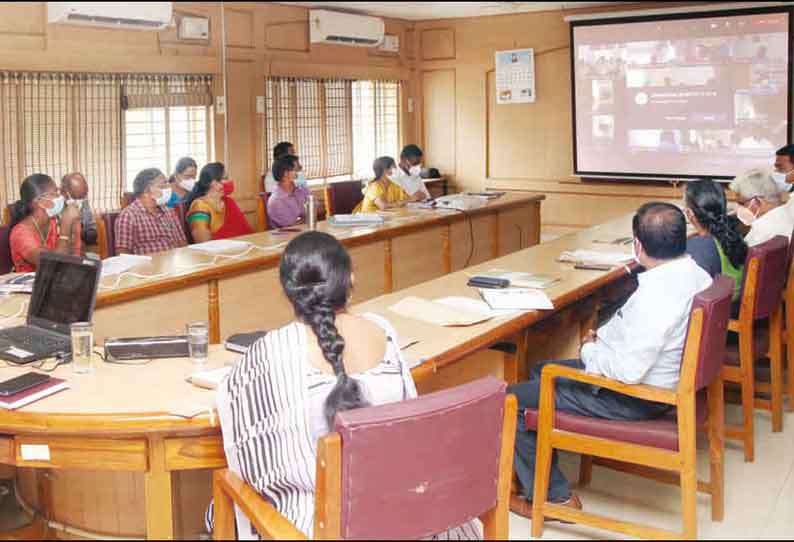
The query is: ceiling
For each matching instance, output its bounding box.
[275,2,625,21]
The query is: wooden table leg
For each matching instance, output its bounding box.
[144,437,174,540]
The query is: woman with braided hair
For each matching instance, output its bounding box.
[214,231,480,539]
[684,178,747,301]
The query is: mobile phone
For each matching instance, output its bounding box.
[0,372,51,397]
[467,276,510,289]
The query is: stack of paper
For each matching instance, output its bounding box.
[558,250,633,266]
[388,296,493,327]
[101,254,152,277]
[329,214,385,226]
[0,273,36,294]
[479,288,554,311]
[188,240,251,253]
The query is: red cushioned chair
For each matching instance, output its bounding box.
[0,224,12,274]
[324,180,364,216]
[213,376,517,540]
[722,235,788,462]
[255,192,270,232]
[526,276,733,540]
[97,211,121,259]
[776,228,794,414]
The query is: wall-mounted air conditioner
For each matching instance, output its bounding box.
[309,10,385,48]
[47,2,173,31]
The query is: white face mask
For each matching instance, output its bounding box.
[179,178,196,192]
[155,186,172,206]
[409,165,422,177]
[771,171,789,192]
[66,198,85,210]
[45,196,65,218]
[736,203,758,226]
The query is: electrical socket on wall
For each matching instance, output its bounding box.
[256,96,265,114]
[215,96,226,115]
[408,98,414,113]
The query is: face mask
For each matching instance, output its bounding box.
[295,172,308,188]
[46,196,65,218]
[179,178,196,192]
[771,171,789,192]
[736,203,758,226]
[409,165,422,177]
[222,180,235,196]
[66,198,85,211]
[155,187,172,206]
[386,171,396,182]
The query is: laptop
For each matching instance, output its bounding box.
[0,252,102,364]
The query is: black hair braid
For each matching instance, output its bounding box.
[707,213,748,269]
[686,179,748,270]
[279,231,368,431]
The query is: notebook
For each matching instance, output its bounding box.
[188,366,233,390]
[558,250,633,267]
[224,331,268,353]
[0,377,69,410]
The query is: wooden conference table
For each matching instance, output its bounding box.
[92,192,542,345]
[0,209,640,540]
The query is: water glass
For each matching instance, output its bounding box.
[187,321,209,365]
[71,322,94,374]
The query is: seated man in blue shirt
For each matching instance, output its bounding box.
[509,202,713,518]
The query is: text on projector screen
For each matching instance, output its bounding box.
[572,11,789,179]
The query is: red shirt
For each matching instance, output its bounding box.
[115,199,188,255]
[10,218,81,272]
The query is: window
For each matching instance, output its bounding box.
[0,72,123,212]
[263,77,401,185]
[0,72,213,213]
[123,105,212,189]
[122,75,214,190]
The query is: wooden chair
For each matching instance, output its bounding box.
[778,229,794,413]
[722,235,788,462]
[213,377,517,540]
[120,192,134,209]
[527,276,733,540]
[324,180,363,216]
[0,224,12,274]
[255,192,270,232]
[96,211,121,259]
[2,204,12,226]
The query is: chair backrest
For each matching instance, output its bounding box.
[325,180,364,216]
[100,211,121,258]
[740,235,788,320]
[256,192,270,232]
[2,203,12,226]
[120,192,134,209]
[679,275,733,392]
[331,376,507,540]
[0,224,12,274]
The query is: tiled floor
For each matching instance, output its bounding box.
[509,405,794,540]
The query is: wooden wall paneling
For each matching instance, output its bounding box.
[415,348,505,396]
[172,470,213,540]
[421,69,456,181]
[405,28,416,60]
[421,28,456,61]
[217,268,291,338]
[265,21,310,52]
[450,214,495,271]
[92,285,209,345]
[498,203,537,255]
[391,227,446,291]
[349,241,388,304]
[0,2,45,34]
[225,9,255,49]
[226,59,256,202]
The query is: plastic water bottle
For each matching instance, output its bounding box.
[307,194,317,230]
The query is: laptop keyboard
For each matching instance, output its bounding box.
[0,327,70,355]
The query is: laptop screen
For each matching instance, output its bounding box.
[28,253,101,335]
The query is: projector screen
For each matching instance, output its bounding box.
[572,7,791,180]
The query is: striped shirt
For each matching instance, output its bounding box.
[216,313,481,539]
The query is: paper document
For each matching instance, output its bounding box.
[435,296,518,319]
[188,239,251,253]
[558,250,632,266]
[0,273,36,294]
[480,288,554,311]
[188,366,233,390]
[388,296,492,327]
[405,202,436,210]
[475,269,560,289]
[101,254,152,277]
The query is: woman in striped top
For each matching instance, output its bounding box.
[215,231,480,539]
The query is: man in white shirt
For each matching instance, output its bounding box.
[390,144,431,201]
[730,167,794,246]
[508,202,712,519]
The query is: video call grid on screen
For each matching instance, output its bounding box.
[571,7,792,180]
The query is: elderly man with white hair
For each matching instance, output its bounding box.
[730,167,794,246]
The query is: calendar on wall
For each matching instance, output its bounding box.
[495,48,536,105]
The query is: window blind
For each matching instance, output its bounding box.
[121,74,213,109]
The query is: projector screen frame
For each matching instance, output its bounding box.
[569,4,794,181]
